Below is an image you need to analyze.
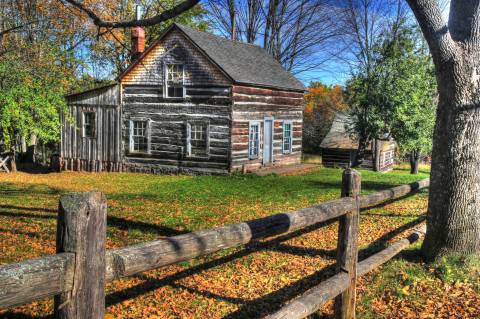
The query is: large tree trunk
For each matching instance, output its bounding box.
[409,149,420,174]
[422,58,480,260]
[407,0,480,260]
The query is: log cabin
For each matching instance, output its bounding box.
[320,113,395,171]
[61,23,305,175]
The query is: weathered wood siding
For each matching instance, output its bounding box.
[231,85,303,172]
[61,85,122,171]
[120,29,232,175]
[122,29,230,86]
[322,140,395,172]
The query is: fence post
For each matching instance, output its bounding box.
[54,192,107,319]
[335,168,361,319]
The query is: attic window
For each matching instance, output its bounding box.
[166,64,184,98]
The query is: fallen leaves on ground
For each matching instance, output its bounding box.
[0,166,476,318]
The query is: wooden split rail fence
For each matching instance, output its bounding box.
[0,169,429,318]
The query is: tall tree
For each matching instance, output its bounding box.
[374,25,437,174]
[341,0,410,165]
[406,0,480,259]
[0,45,73,170]
[345,22,437,172]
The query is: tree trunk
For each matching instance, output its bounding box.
[351,139,369,168]
[406,0,480,260]
[409,150,420,174]
[373,139,381,172]
[228,0,236,41]
[10,149,17,172]
[422,59,480,260]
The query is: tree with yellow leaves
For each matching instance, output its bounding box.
[303,82,348,153]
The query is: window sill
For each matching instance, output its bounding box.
[126,151,151,157]
[164,97,185,100]
[185,154,210,160]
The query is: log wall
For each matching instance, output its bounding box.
[231,85,304,172]
[121,84,232,175]
[120,29,233,175]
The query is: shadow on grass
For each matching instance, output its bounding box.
[103,213,425,319]
[0,206,188,237]
[306,180,426,194]
[0,183,61,196]
[0,193,426,318]
[394,166,431,175]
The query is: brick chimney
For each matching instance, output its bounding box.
[131,26,145,61]
[131,5,145,61]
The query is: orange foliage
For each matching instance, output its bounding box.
[304,83,347,114]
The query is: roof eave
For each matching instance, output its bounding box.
[65,83,118,98]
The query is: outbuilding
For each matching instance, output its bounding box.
[320,113,395,171]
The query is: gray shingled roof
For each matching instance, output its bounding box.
[320,113,371,150]
[175,24,305,92]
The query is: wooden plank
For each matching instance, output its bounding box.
[357,225,426,276]
[105,197,356,280]
[232,85,304,98]
[335,169,361,319]
[264,225,426,319]
[233,95,303,106]
[54,192,107,319]
[359,179,429,207]
[0,253,74,309]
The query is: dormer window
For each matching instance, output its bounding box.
[166,64,184,98]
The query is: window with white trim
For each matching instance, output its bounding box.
[283,121,293,154]
[166,64,184,98]
[186,122,208,156]
[249,122,260,159]
[83,112,96,138]
[129,120,149,153]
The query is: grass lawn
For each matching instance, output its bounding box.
[0,165,477,318]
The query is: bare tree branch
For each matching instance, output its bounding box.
[61,0,200,28]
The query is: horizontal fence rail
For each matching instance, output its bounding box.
[264,225,427,319]
[0,253,74,309]
[105,178,428,281]
[0,173,429,318]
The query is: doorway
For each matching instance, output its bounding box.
[263,118,274,164]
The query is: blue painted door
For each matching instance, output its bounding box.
[263,119,273,164]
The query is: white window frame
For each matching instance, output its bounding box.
[82,111,96,138]
[165,63,185,98]
[249,121,260,159]
[185,121,209,157]
[129,119,151,154]
[282,121,293,154]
